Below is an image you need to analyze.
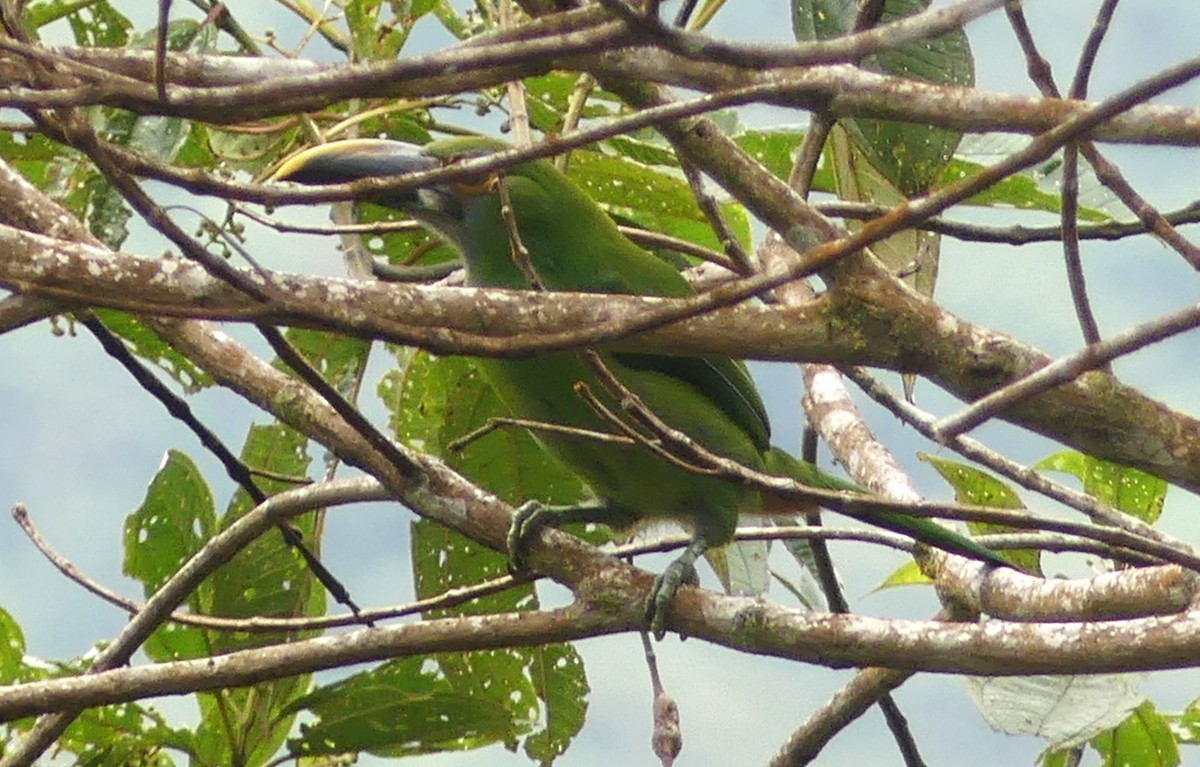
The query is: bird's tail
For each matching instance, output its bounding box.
[763,447,1012,569]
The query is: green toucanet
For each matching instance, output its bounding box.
[274,136,1009,636]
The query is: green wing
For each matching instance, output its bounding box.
[615,354,770,451]
[504,166,773,452]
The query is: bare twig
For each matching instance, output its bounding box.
[844,366,1196,559]
[15,499,532,631]
[934,301,1200,438]
[1005,3,1200,271]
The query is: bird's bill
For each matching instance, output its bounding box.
[272,139,437,187]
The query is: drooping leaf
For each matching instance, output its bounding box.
[919,453,1041,574]
[1089,700,1179,767]
[522,641,589,764]
[707,532,770,598]
[874,559,930,589]
[378,349,591,760]
[0,606,25,684]
[829,125,940,312]
[122,449,217,663]
[93,309,213,393]
[793,0,973,195]
[965,674,1146,752]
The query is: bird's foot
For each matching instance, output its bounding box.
[647,556,700,640]
[506,500,547,573]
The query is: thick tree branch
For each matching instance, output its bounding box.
[2,44,1199,145]
[7,573,1200,722]
[7,216,1200,499]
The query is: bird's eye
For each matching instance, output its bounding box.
[442,155,498,196]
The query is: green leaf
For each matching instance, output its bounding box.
[875,559,931,590]
[411,519,530,616]
[64,0,131,46]
[919,453,1041,574]
[122,449,217,663]
[276,328,372,398]
[191,422,321,767]
[952,136,1112,222]
[921,453,1022,508]
[1162,698,1200,745]
[286,655,534,759]
[607,135,680,168]
[1039,750,1070,767]
[0,606,25,684]
[828,124,936,401]
[1091,701,1179,767]
[356,201,458,269]
[58,701,188,767]
[567,151,752,256]
[21,0,105,35]
[523,642,589,764]
[207,128,279,175]
[829,125,940,296]
[378,350,591,760]
[346,0,423,60]
[207,424,318,638]
[1036,451,1167,524]
[430,0,473,39]
[93,309,213,393]
[794,0,972,195]
[735,128,811,184]
[525,73,619,134]
[381,350,587,508]
[727,127,1110,219]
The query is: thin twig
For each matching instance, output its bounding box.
[934,301,1200,438]
[814,199,1200,244]
[259,325,421,480]
[15,502,532,631]
[1005,2,1105,352]
[643,630,683,766]
[77,312,361,619]
[1005,2,1200,270]
[155,0,170,100]
[495,173,544,289]
[844,366,1197,558]
[678,159,753,274]
[499,0,533,147]
[572,380,722,476]
[446,414,636,452]
[555,73,596,173]
[3,478,392,767]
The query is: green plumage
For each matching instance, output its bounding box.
[275,135,1009,636]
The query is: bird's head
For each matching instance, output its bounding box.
[273,135,627,290]
[272,136,538,255]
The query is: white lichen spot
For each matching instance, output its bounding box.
[208,328,235,346]
[936,313,960,336]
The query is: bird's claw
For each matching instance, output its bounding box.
[647,557,699,640]
[506,500,545,573]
